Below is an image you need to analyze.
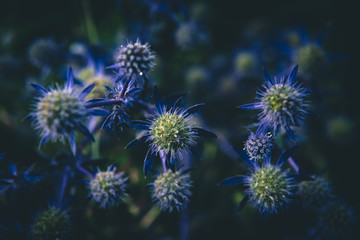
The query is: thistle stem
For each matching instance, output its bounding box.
[57,166,70,208]
[287,157,299,174]
[76,164,94,179]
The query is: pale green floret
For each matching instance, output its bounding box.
[36,89,86,141]
[295,44,325,76]
[297,176,334,208]
[263,84,301,114]
[247,165,292,213]
[152,170,192,212]
[31,207,71,240]
[150,111,196,155]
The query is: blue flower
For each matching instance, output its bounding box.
[85,76,143,135]
[149,169,192,212]
[239,65,310,141]
[26,67,108,155]
[107,39,155,79]
[89,166,128,209]
[219,146,296,214]
[126,86,216,175]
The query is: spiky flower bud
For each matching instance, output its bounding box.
[245,164,293,214]
[297,176,335,208]
[149,110,197,157]
[28,38,61,69]
[244,131,272,162]
[316,201,355,240]
[35,88,87,142]
[90,166,127,209]
[112,39,155,77]
[31,207,71,240]
[151,170,192,212]
[294,44,325,76]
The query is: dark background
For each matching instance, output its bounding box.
[1,0,359,239]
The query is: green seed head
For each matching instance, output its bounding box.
[36,89,86,141]
[90,167,127,208]
[150,111,196,155]
[152,170,192,212]
[31,207,71,240]
[247,164,293,213]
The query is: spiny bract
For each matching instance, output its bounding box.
[245,164,293,214]
[244,131,272,162]
[31,207,71,240]
[151,170,192,212]
[90,166,128,209]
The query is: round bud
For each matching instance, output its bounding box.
[35,89,86,141]
[28,38,60,69]
[294,44,325,76]
[31,207,71,240]
[90,167,127,208]
[234,52,257,75]
[114,39,155,76]
[244,131,272,162]
[151,170,192,212]
[297,176,335,208]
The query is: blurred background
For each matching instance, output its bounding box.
[0,0,359,239]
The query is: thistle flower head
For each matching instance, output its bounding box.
[297,176,335,208]
[150,170,192,212]
[316,201,356,240]
[294,43,325,76]
[244,130,272,162]
[28,38,61,69]
[89,166,128,209]
[239,65,310,141]
[109,39,155,77]
[31,207,71,240]
[27,68,100,155]
[149,109,197,157]
[126,86,216,175]
[244,163,294,214]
